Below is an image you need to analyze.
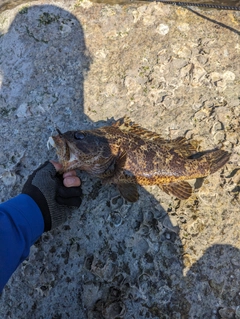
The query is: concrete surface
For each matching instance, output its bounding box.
[0,1,240,318]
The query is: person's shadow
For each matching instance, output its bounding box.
[0,4,238,319]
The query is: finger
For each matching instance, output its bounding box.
[63,170,77,178]
[63,176,81,187]
[50,160,63,172]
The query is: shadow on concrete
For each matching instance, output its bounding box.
[0,4,238,319]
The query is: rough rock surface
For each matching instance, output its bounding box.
[0,1,240,318]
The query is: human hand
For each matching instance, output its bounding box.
[50,160,81,188]
[22,161,82,232]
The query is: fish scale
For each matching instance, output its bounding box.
[48,116,230,202]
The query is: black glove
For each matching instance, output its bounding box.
[22,161,82,232]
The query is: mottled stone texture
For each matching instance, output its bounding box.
[0,1,240,318]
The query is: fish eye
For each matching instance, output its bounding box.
[74,132,85,140]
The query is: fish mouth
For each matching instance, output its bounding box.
[47,134,80,172]
[47,127,64,150]
[47,134,70,169]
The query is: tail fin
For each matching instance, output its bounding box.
[203,150,230,174]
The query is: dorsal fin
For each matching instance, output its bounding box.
[113,116,197,157]
[112,116,165,143]
[168,137,197,157]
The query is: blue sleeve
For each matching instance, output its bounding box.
[0,194,44,292]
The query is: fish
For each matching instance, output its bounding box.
[47,116,230,202]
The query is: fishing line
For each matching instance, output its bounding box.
[147,0,240,35]
[153,0,240,11]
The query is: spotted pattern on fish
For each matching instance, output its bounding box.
[48,116,230,202]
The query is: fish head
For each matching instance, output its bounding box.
[48,129,114,174]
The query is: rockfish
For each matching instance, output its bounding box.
[47,117,230,202]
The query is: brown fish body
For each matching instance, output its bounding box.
[100,127,205,181]
[49,117,230,202]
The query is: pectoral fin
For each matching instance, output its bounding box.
[101,150,127,182]
[160,181,192,200]
[117,183,139,202]
[115,151,127,174]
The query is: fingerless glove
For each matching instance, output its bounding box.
[22,161,82,231]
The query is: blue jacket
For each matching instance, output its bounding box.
[0,194,44,291]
